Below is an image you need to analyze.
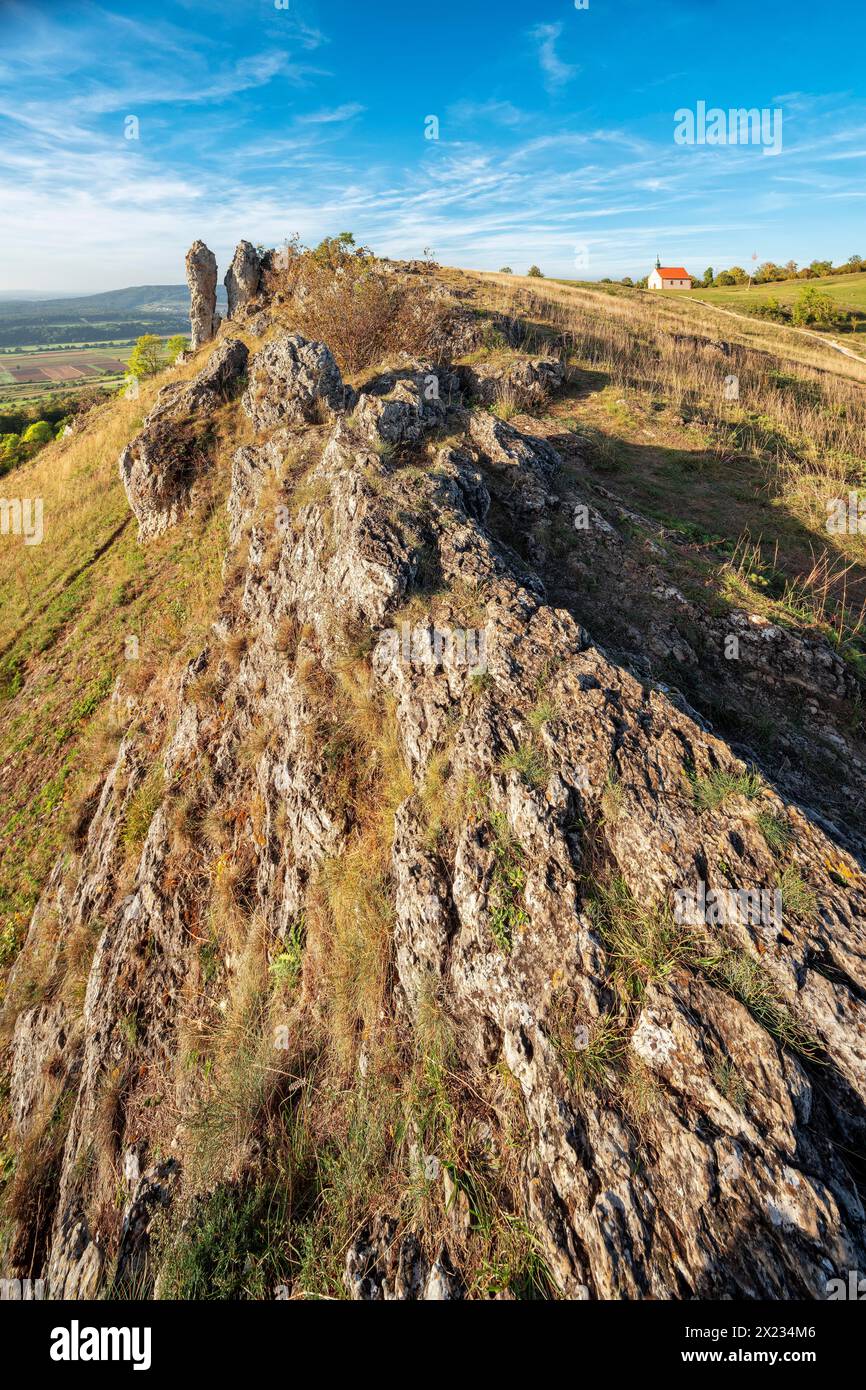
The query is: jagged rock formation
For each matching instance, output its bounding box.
[3,252,865,1301]
[459,355,564,411]
[224,240,262,318]
[119,336,248,539]
[185,239,220,350]
[242,334,350,431]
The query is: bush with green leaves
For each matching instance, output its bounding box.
[157,1182,291,1299]
[21,420,53,445]
[792,288,846,329]
[124,332,189,386]
[165,334,190,362]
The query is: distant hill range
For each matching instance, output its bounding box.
[0,284,227,350]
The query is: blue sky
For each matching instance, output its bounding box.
[0,0,864,293]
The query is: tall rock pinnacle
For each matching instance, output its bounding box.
[224,240,262,318]
[185,239,220,350]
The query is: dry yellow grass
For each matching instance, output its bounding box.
[469,271,866,633]
[0,342,239,982]
[475,270,866,385]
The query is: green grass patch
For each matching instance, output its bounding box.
[157,1182,291,1300]
[488,811,529,953]
[687,766,762,812]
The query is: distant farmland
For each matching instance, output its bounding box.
[0,344,133,403]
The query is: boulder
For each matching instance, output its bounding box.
[242,333,349,431]
[459,355,564,410]
[352,364,460,445]
[119,337,248,539]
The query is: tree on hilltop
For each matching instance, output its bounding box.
[311,232,366,271]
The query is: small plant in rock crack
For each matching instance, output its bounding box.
[488,811,529,953]
[489,386,520,422]
[371,437,397,460]
[686,764,762,812]
[122,764,164,850]
[119,1011,140,1051]
[589,875,692,1002]
[527,698,558,733]
[697,945,822,1058]
[756,809,792,855]
[500,741,548,789]
[470,670,494,697]
[553,1011,627,1095]
[775,864,817,920]
[269,915,305,992]
[712,1057,748,1110]
[600,767,624,824]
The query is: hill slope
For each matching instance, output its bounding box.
[0,284,229,321]
[0,252,864,1300]
[690,270,866,323]
[0,284,227,353]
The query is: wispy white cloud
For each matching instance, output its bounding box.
[0,1,863,291]
[529,23,578,92]
[448,99,527,128]
[296,103,365,125]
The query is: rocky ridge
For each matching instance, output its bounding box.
[2,243,864,1301]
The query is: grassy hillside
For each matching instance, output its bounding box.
[550,272,866,343]
[0,284,226,357]
[0,352,241,978]
[0,286,193,321]
[474,270,866,647]
[691,271,866,321]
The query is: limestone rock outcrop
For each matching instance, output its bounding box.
[119,336,248,539]
[459,355,564,410]
[185,239,220,350]
[345,1216,461,1300]
[353,364,460,445]
[242,333,350,431]
[224,239,262,318]
[4,251,866,1303]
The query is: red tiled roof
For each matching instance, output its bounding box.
[657,267,691,278]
